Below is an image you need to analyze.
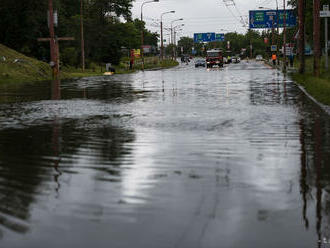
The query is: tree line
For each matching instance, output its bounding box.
[0,0,158,66]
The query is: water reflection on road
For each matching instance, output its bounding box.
[0,61,329,247]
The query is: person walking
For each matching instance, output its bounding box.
[271,53,277,66]
[289,52,294,67]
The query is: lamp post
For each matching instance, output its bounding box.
[173,24,184,45]
[170,18,183,60]
[161,11,175,61]
[173,24,184,59]
[171,18,183,45]
[141,0,159,71]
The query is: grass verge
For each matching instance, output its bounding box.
[0,43,178,85]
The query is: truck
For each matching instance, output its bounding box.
[206,49,223,68]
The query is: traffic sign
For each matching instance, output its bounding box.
[215,33,225,41]
[249,9,297,29]
[271,45,277,52]
[320,10,330,18]
[194,33,216,43]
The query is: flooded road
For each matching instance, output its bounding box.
[0,61,330,248]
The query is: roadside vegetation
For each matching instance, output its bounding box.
[0,43,178,84]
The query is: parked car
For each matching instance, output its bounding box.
[256,55,263,61]
[195,59,206,67]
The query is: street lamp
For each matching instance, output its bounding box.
[173,24,184,60]
[170,18,183,45]
[140,0,159,70]
[173,24,184,45]
[161,10,175,60]
[170,19,183,60]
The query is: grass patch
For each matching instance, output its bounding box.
[0,44,54,84]
[0,43,178,85]
[291,56,330,106]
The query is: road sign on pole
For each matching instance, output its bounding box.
[271,45,277,52]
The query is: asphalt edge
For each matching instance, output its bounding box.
[264,60,330,116]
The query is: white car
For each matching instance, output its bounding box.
[256,55,263,61]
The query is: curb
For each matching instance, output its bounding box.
[294,83,330,116]
[264,60,330,116]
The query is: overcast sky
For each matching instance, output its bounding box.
[131,0,285,42]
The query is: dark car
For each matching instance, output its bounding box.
[195,59,206,67]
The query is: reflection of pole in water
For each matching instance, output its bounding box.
[52,118,62,197]
[314,117,323,246]
[51,79,62,195]
[51,79,61,100]
[299,119,309,229]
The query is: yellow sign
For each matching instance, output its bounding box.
[134,49,140,58]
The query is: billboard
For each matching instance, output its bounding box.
[249,9,297,29]
[194,33,216,43]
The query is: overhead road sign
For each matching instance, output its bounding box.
[249,9,297,29]
[194,33,216,43]
[215,33,225,41]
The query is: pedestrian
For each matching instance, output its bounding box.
[289,53,294,67]
[271,53,277,66]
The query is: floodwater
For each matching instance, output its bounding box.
[0,61,329,248]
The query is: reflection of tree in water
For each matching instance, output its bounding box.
[298,104,330,244]
[0,118,135,236]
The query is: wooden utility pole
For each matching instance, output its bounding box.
[38,0,74,78]
[48,0,58,77]
[283,0,287,72]
[80,0,85,71]
[298,0,305,74]
[313,0,321,77]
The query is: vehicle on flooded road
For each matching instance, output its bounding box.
[194,59,206,68]
[206,49,223,68]
[232,56,241,63]
[256,55,263,61]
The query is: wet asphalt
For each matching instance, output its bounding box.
[0,60,330,248]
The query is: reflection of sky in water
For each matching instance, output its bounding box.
[0,62,329,248]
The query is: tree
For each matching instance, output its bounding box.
[177,37,194,56]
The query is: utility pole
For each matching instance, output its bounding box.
[313,0,321,77]
[283,0,287,72]
[322,5,329,70]
[38,0,74,78]
[160,11,175,61]
[80,0,85,71]
[48,0,58,78]
[141,10,145,71]
[298,0,305,74]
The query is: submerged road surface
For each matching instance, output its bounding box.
[0,61,330,248]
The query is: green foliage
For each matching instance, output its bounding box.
[288,0,329,47]
[61,47,79,66]
[0,0,158,66]
[0,43,53,83]
[177,37,194,56]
